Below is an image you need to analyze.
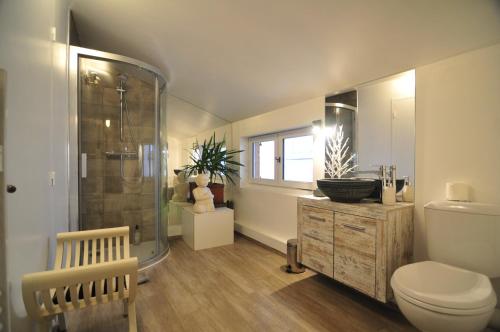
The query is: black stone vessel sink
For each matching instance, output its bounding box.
[317,178,376,203]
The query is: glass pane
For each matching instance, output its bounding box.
[283,135,313,182]
[258,140,275,180]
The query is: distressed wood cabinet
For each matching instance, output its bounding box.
[297,195,414,303]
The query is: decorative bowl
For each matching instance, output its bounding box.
[317,178,376,203]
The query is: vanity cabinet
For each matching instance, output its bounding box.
[297,196,414,303]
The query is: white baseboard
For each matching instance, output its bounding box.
[169,222,288,254]
[168,224,182,237]
[234,222,287,254]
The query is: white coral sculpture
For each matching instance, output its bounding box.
[325,124,358,178]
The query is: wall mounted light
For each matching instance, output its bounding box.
[312,120,322,134]
[105,119,111,128]
[393,69,415,97]
[324,126,334,136]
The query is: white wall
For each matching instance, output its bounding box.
[231,97,324,252]
[415,42,500,326]
[167,136,183,187]
[414,43,500,260]
[230,44,500,263]
[0,0,70,330]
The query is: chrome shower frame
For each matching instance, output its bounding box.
[68,46,169,269]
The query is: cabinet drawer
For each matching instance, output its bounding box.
[334,212,377,297]
[302,233,333,277]
[302,205,334,244]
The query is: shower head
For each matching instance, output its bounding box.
[116,73,128,93]
[117,73,128,82]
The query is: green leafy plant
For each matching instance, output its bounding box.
[183,133,244,185]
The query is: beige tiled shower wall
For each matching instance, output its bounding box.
[80,75,157,243]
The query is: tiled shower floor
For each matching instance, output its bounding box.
[130,240,157,262]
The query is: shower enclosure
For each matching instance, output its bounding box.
[69,47,169,267]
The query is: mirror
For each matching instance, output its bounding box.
[325,70,415,183]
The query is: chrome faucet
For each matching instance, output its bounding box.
[356,165,396,185]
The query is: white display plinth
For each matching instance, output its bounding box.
[181,206,234,250]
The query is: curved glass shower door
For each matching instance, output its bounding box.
[71,47,168,267]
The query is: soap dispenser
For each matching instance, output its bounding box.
[134,225,141,245]
[402,177,414,203]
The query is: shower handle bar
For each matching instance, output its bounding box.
[120,101,123,142]
[81,153,87,178]
[119,90,124,142]
[117,85,126,142]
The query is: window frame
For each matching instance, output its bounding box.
[249,127,314,190]
[249,133,278,186]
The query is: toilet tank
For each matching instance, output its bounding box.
[425,201,500,278]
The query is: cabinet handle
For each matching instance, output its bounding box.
[342,223,366,232]
[303,233,323,242]
[309,215,325,222]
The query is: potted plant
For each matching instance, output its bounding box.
[183,133,243,205]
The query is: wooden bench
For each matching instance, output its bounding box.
[22,226,138,331]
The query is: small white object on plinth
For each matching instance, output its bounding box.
[181,206,234,250]
[193,173,215,213]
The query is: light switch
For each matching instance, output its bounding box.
[49,171,55,187]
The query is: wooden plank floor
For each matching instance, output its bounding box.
[67,234,416,332]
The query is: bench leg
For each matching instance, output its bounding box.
[123,299,128,317]
[57,313,67,331]
[128,301,137,332]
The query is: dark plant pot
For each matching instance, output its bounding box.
[317,178,376,203]
[188,181,225,206]
[208,183,225,206]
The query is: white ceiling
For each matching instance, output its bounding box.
[71,0,500,123]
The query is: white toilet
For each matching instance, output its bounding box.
[391,201,500,332]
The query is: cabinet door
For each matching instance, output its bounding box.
[334,212,377,297]
[301,206,333,277]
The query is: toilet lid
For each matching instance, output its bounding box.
[391,261,497,310]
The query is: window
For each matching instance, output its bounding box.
[254,139,275,180]
[283,135,314,182]
[250,128,314,189]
